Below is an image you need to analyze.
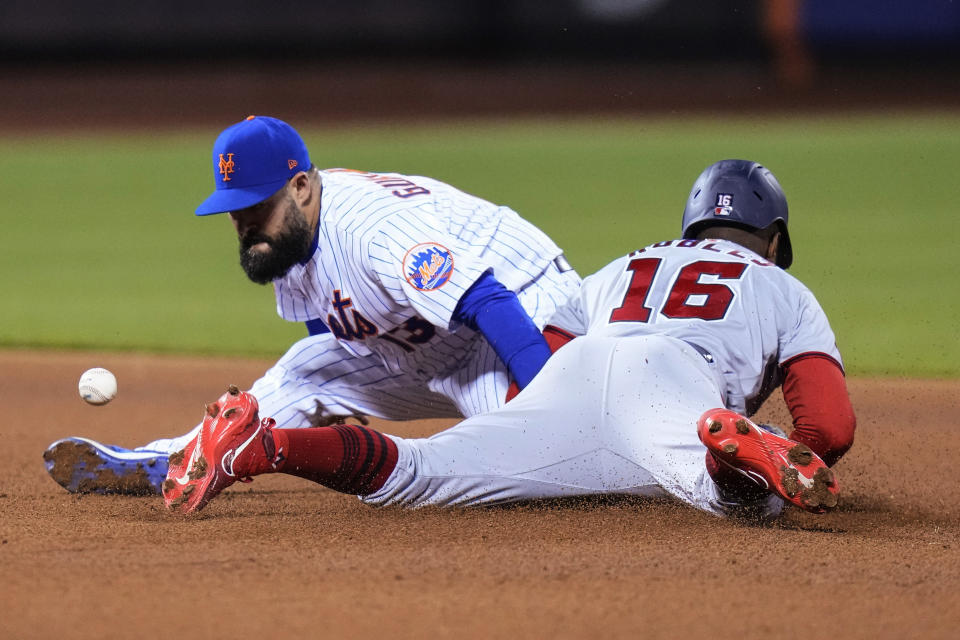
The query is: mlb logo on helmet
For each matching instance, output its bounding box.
[714,192,734,216]
[195,115,311,216]
[403,243,455,291]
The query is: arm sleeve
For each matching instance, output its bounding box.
[781,354,856,466]
[503,324,578,402]
[452,271,551,389]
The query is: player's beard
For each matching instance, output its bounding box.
[238,198,313,285]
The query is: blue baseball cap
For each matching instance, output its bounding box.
[195,115,311,216]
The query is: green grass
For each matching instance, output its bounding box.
[1,112,957,376]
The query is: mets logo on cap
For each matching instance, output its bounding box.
[403,243,454,291]
[218,153,236,183]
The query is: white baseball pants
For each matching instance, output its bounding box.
[364,334,781,517]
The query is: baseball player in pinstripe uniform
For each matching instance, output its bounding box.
[160,159,855,520]
[43,115,581,495]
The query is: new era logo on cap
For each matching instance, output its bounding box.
[195,115,311,216]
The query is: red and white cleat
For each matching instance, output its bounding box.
[163,385,280,514]
[697,408,840,514]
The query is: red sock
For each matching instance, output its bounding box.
[270,424,398,495]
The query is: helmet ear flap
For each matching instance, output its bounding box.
[772,220,793,269]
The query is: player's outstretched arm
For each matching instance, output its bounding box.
[781,354,856,466]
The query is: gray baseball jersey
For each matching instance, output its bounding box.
[549,238,842,414]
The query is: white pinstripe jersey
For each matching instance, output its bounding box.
[548,239,842,415]
[274,168,566,378]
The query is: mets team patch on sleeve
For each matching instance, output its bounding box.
[403,242,454,291]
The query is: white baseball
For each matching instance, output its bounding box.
[78,368,117,405]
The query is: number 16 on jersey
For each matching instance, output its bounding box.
[609,258,747,323]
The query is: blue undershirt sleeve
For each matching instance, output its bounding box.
[452,271,551,389]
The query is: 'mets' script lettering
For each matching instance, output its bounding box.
[327,290,378,341]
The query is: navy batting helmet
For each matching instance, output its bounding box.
[681,159,792,269]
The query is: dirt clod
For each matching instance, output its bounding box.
[788,444,814,466]
[43,442,96,489]
[810,467,840,509]
[781,467,800,497]
[43,441,156,495]
[188,456,208,480]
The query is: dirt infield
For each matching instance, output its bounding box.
[1,349,957,639]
